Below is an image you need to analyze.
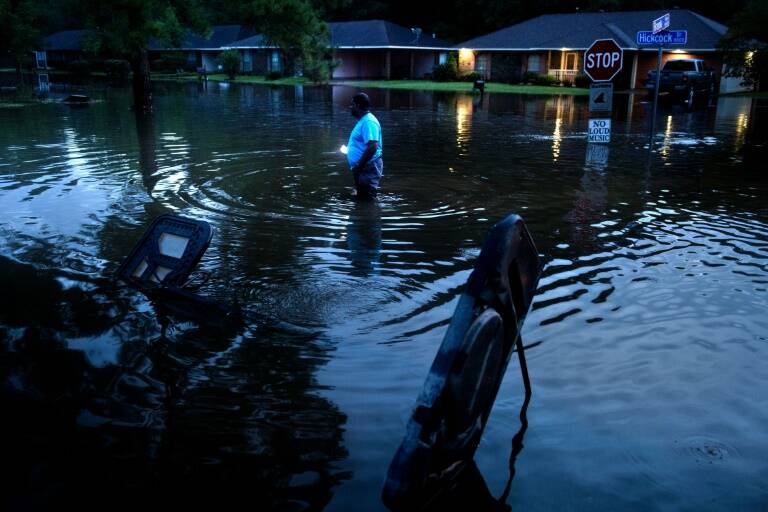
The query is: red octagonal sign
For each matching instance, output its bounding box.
[583,39,623,82]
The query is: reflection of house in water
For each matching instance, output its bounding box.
[456,94,473,152]
[566,158,608,249]
[715,96,754,153]
[331,86,433,110]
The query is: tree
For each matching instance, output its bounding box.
[220,49,241,79]
[78,0,209,111]
[241,0,336,82]
[719,0,768,91]
[0,0,41,85]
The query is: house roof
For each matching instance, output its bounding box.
[458,10,728,51]
[227,20,454,50]
[329,20,454,49]
[151,25,254,50]
[225,34,270,49]
[43,29,93,51]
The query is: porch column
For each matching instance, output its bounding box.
[385,50,391,79]
[630,51,639,89]
[409,51,415,79]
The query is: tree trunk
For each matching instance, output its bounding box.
[15,56,25,87]
[131,49,153,112]
[134,110,158,192]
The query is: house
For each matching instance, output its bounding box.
[223,34,284,75]
[457,9,744,93]
[150,25,254,72]
[40,29,93,68]
[328,20,454,79]
[224,21,455,79]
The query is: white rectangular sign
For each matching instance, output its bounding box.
[653,13,670,34]
[588,119,611,143]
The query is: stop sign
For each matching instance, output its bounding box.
[583,39,623,82]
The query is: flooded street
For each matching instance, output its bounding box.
[1,83,767,510]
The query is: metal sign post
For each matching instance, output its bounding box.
[584,39,622,152]
[636,14,690,144]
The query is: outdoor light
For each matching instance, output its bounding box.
[118,214,212,289]
[458,48,473,61]
[340,144,348,155]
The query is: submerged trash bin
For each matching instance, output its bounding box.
[382,213,541,510]
[473,79,485,93]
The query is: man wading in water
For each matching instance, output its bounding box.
[347,92,383,200]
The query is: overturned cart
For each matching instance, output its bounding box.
[383,213,541,510]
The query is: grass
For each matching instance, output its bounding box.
[153,72,311,86]
[720,90,768,98]
[152,73,590,95]
[333,79,590,95]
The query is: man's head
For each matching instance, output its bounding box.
[350,92,371,118]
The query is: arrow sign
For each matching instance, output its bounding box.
[652,13,670,34]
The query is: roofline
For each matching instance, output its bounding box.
[464,47,719,52]
[334,45,453,50]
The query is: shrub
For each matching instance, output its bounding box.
[266,71,283,80]
[303,54,338,84]
[522,71,538,83]
[535,73,557,86]
[432,54,459,82]
[104,59,131,82]
[220,49,241,79]
[574,74,591,88]
[461,71,483,82]
[561,78,573,87]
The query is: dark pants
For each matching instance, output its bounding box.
[353,158,383,200]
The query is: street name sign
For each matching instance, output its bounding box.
[584,39,623,82]
[589,83,613,112]
[652,13,670,34]
[637,30,688,45]
[588,119,611,143]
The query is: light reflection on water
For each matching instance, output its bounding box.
[1,83,767,510]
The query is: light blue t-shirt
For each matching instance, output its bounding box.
[347,112,383,167]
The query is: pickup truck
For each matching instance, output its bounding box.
[644,59,716,104]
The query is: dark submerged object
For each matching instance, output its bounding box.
[382,213,541,510]
[116,214,239,321]
[61,94,91,105]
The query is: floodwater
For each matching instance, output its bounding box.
[1,83,767,511]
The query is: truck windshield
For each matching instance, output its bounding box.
[664,60,697,71]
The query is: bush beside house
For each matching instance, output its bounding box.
[220,49,241,79]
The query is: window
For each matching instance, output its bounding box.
[475,54,490,76]
[527,54,540,72]
[35,51,47,69]
[439,52,447,65]
[664,60,696,71]
[270,50,281,72]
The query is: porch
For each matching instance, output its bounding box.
[546,50,582,82]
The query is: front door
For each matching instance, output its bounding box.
[565,52,578,71]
